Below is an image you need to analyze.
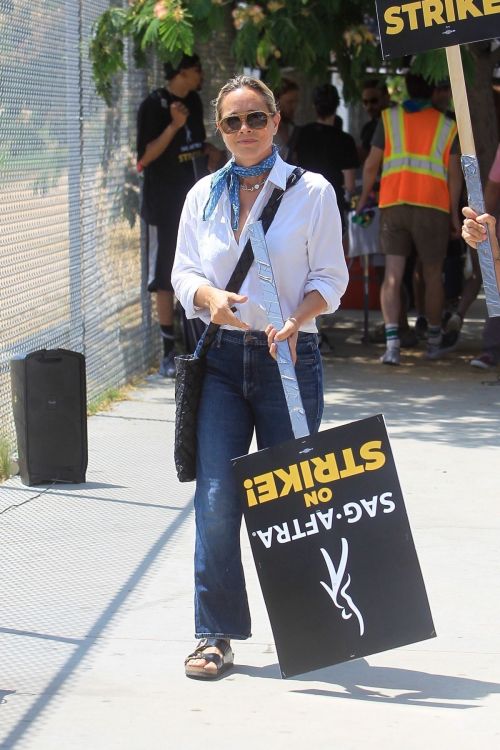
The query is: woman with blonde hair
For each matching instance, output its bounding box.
[172,75,348,679]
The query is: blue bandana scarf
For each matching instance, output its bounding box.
[202,144,279,230]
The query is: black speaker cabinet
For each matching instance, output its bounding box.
[10,349,88,486]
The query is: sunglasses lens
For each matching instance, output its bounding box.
[221,116,242,133]
[246,111,269,129]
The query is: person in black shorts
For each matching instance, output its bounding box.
[137,54,217,376]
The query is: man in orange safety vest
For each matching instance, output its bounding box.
[357,72,462,365]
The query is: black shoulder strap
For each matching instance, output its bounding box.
[197,167,305,357]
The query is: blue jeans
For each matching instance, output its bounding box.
[194,329,324,640]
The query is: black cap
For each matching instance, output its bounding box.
[164,54,201,81]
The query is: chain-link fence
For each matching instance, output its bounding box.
[0,0,158,449]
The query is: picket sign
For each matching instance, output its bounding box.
[375,0,500,315]
[231,221,435,679]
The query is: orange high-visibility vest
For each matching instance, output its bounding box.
[379,106,457,213]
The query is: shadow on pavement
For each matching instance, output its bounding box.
[233,657,500,709]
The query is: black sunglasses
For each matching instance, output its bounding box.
[218,110,274,134]
[362,97,380,105]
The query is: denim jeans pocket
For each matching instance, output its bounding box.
[294,337,323,433]
[295,334,320,367]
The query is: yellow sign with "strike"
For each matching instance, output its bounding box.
[376,0,499,57]
[384,0,499,34]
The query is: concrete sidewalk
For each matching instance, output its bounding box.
[1,306,500,750]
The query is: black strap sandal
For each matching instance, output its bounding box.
[184,637,234,680]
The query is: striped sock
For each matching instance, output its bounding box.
[385,324,400,349]
[427,325,442,345]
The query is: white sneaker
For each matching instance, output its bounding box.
[380,348,400,366]
[470,353,497,369]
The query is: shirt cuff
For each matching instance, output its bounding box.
[184,279,214,319]
[303,281,342,316]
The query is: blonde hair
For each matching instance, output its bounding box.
[213,75,277,122]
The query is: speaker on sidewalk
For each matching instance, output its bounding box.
[10,349,88,486]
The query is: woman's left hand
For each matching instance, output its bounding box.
[266,318,299,364]
[462,206,496,248]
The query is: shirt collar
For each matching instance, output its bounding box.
[267,153,288,190]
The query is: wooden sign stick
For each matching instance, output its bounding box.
[446,44,500,316]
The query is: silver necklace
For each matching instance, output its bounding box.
[239,179,266,192]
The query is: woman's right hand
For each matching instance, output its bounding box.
[206,289,250,329]
[266,319,299,363]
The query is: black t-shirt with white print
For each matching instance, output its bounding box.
[137,87,207,225]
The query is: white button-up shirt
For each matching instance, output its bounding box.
[171,155,348,333]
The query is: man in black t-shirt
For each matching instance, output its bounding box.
[295,84,359,235]
[137,54,211,377]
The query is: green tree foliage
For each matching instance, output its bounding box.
[90,0,482,105]
[90,7,128,104]
[91,0,385,104]
[90,0,226,105]
[232,0,377,96]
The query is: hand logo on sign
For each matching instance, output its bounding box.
[320,541,365,637]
